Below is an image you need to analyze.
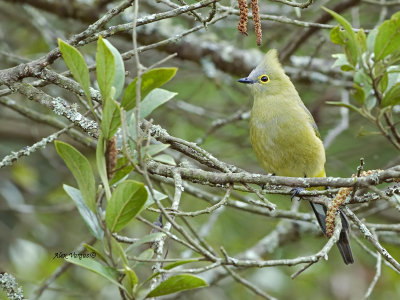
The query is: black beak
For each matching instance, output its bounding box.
[238,77,255,84]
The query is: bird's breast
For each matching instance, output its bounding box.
[249,99,325,177]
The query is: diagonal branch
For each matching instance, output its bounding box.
[344,207,400,272]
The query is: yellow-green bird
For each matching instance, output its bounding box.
[238,49,354,264]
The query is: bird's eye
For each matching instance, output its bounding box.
[259,75,270,83]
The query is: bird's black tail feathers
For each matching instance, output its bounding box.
[309,202,354,265]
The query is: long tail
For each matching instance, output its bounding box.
[309,202,354,265]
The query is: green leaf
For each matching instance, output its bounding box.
[164,259,201,270]
[138,248,154,260]
[153,154,176,166]
[96,134,111,200]
[113,237,129,265]
[123,265,138,297]
[352,83,365,105]
[365,94,377,110]
[102,39,125,99]
[323,7,359,66]
[356,29,367,53]
[127,88,176,138]
[143,187,167,210]
[323,8,357,42]
[140,88,177,119]
[341,65,354,72]
[83,243,108,263]
[354,69,372,88]
[109,157,134,186]
[332,53,348,67]
[96,36,115,101]
[144,259,201,284]
[375,12,400,60]
[331,53,353,71]
[357,127,381,137]
[330,26,346,45]
[127,112,139,141]
[146,274,207,298]
[367,27,378,53]
[121,79,138,111]
[386,66,400,91]
[379,72,388,94]
[121,68,177,111]
[102,97,121,139]
[382,82,400,107]
[58,39,91,102]
[125,88,176,144]
[373,60,386,79]
[132,248,154,269]
[344,42,359,68]
[387,48,400,65]
[65,256,122,288]
[106,180,148,232]
[55,141,96,212]
[326,101,361,113]
[142,143,170,157]
[63,185,104,239]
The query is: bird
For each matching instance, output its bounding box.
[238,49,354,264]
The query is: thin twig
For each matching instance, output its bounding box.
[1,120,79,168]
[151,170,184,287]
[291,215,343,278]
[269,0,313,8]
[364,250,382,298]
[344,207,400,272]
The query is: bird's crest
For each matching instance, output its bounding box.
[253,49,284,77]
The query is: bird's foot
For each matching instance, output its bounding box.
[290,187,305,201]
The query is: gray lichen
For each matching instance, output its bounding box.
[51,97,99,137]
[0,273,24,300]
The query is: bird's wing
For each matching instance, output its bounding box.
[299,102,321,139]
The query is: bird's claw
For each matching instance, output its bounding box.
[290,187,305,201]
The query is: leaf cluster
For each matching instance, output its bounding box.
[55,37,206,298]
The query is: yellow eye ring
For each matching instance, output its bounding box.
[259,74,270,84]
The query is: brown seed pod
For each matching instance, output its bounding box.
[237,0,249,36]
[325,169,383,237]
[251,0,262,46]
[326,187,351,238]
[106,136,117,180]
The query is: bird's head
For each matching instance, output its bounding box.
[238,49,288,96]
